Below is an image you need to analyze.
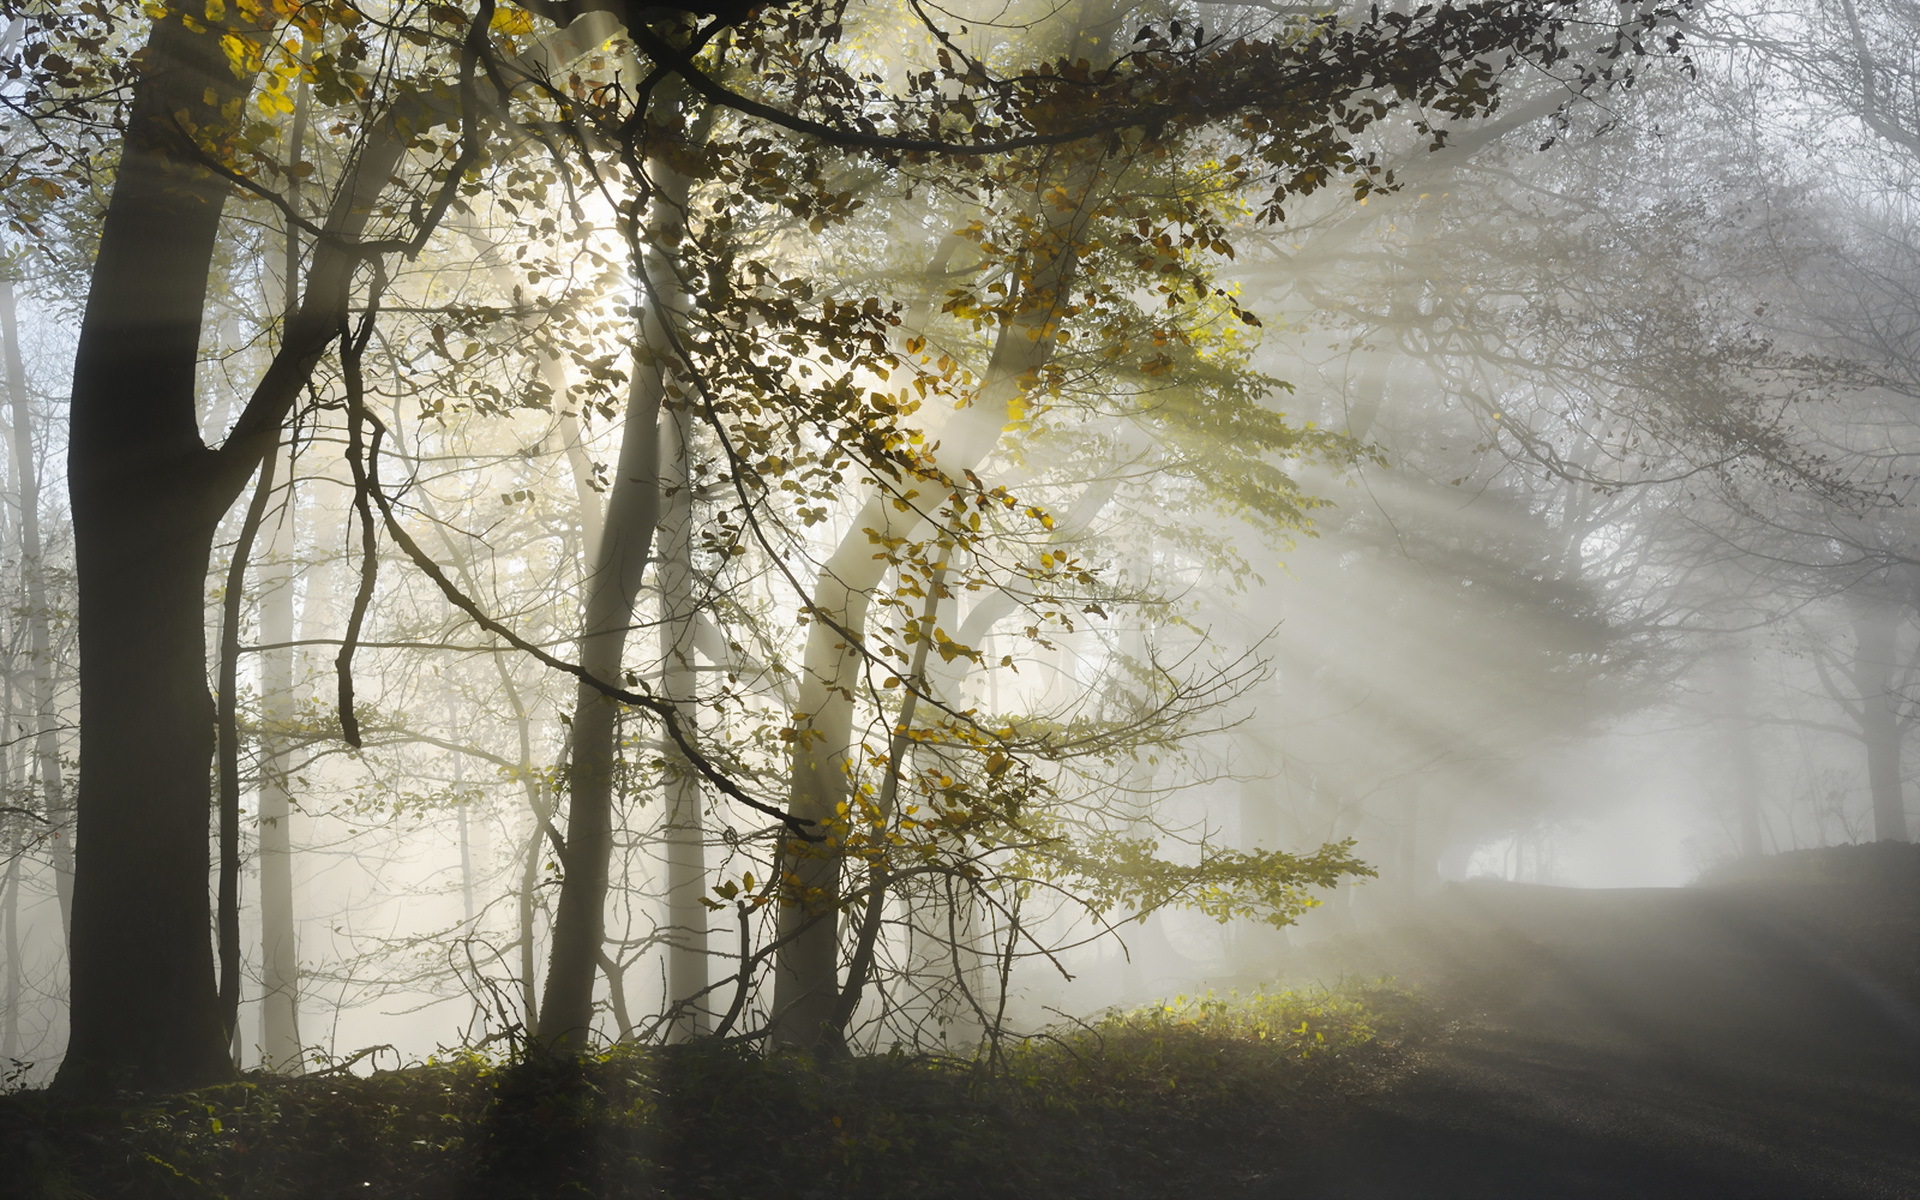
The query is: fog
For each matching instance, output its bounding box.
[3,4,1920,1140]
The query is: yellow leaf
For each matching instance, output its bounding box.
[491,6,535,33]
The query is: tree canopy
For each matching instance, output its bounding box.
[0,0,1699,1094]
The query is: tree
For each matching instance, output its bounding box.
[12,0,1679,1090]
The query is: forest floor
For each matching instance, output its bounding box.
[0,976,1424,1199]
[5,844,1919,1198]
[1261,842,1920,1199]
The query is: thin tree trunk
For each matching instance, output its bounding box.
[1395,786,1423,906]
[2,824,18,1061]
[519,819,544,1031]
[830,567,946,1043]
[256,458,300,1071]
[1850,598,1911,843]
[3,657,20,1061]
[414,496,559,1038]
[534,328,664,1047]
[536,103,707,1048]
[497,644,555,1035]
[217,448,278,1054]
[659,400,708,1039]
[453,705,475,925]
[0,271,66,938]
[257,76,309,1074]
[1718,642,1765,858]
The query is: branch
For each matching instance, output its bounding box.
[348,407,813,836]
[335,299,386,749]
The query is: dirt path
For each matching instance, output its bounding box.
[1261,883,1920,1199]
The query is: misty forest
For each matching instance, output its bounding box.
[2,0,1920,1196]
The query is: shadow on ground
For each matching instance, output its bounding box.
[1259,864,1920,1199]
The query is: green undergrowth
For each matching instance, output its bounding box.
[0,981,1426,1200]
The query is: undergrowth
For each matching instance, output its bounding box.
[0,981,1426,1200]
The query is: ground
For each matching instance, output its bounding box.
[1269,847,1920,1199]
[4,845,1918,1197]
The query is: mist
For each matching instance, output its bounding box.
[2,0,1919,1195]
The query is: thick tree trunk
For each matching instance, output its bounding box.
[57,6,407,1092]
[56,11,263,1093]
[1849,599,1911,843]
[63,492,231,1091]
[56,5,590,1089]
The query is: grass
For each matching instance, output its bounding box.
[0,981,1427,1200]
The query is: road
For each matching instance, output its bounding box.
[1267,882,1920,1199]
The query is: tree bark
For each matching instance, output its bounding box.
[57,11,266,1093]
[257,79,309,1072]
[3,823,20,1062]
[57,7,412,1092]
[217,450,277,1056]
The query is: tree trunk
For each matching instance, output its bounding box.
[1393,786,1430,907]
[57,11,264,1092]
[770,159,1098,1048]
[257,456,301,1071]
[254,74,310,1073]
[659,400,709,1039]
[63,490,231,1091]
[3,823,21,1061]
[1849,599,1911,843]
[534,321,665,1047]
[0,272,67,937]
[217,451,276,1058]
[56,5,599,1090]
[518,818,545,1030]
[536,102,706,1047]
[1717,642,1765,858]
[57,5,411,1092]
